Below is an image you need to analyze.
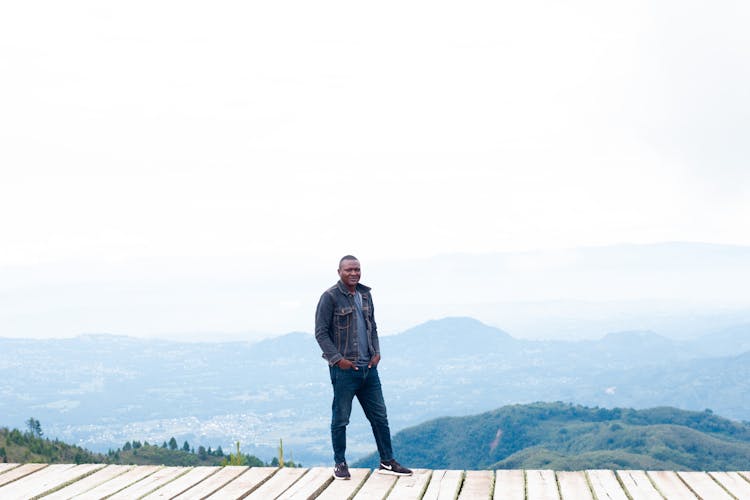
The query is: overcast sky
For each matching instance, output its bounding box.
[1,1,749,338]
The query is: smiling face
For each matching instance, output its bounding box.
[338,258,361,292]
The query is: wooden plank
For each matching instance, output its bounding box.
[5,464,750,500]
[458,470,494,500]
[142,466,222,499]
[24,463,106,498]
[586,470,629,500]
[0,464,47,486]
[315,468,370,500]
[0,463,48,488]
[76,465,162,499]
[493,470,524,500]
[710,471,750,498]
[646,470,697,499]
[108,466,188,499]
[173,466,249,499]
[0,464,20,475]
[387,469,432,500]
[205,466,277,499]
[526,469,559,500]
[677,471,733,500]
[557,471,593,500]
[45,465,134,500]
[353,469,399,500]
[617,470,662,500]
[278,467,334,500]
[422,470,463,500]
[0,463,78,499]
[245,467,307,499]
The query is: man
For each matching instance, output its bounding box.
[315,255,412,480]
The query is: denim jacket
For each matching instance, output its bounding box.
[315,281,380,366]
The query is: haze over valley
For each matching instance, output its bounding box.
[3,316,749,466]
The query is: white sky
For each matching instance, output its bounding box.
[1,1,749,338]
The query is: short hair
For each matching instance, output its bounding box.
[338,255,359,269]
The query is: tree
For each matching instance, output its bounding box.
[198,445,207,460]
[123,442,132,451]
[223,442,247,466]
[169,437,178,450]
[26,418,43,438]
[182,441,190,452]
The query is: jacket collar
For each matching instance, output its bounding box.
[336,280,371,296]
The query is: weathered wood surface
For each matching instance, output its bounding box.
[75,464,162,499]
[246,467,307,499]
[457,470,493,500]
[173,465,248,499]
[526,469,559,500]
[677,471,734,500]
[586,469,629,500]
[711,471,750,498]
[278,466,333,500]
[0,464,48,488]
[646,470,697,499]
[46,465,134,499]
[2,464,750,499]
[617,470,663,500]
[205,466,277,498]
[493,470,524,500]
[315,467,370,500]
[422,469,463,500]
[108,466,187,499]
[354,468,399,499]
[142,466,220,499]
[0,463,20,474]
[557,471,594,500]
[388,469,432,500]
[0,463,102,500]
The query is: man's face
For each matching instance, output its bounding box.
[338,259,361,289]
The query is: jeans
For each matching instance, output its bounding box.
[329,365,393,464]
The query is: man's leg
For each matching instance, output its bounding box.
[330,365,359,464]
[356,366,394,463]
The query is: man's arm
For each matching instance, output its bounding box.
[368,292,380,367]
[314,291,343,366]
[369,293,380,355]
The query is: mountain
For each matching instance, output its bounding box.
[373,242,750,339]
[2,317,750,465]
[354,402,750,471]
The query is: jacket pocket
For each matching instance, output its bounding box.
[334,307,353,330]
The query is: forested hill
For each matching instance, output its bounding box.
[355,402,750,471]
[0,425,271,467]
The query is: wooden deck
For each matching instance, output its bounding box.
[0,463,748,499]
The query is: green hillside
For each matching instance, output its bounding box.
[0,427,103,464]
[0,424,268,467]
[354,402,750,471]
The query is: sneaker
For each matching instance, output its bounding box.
[333,461,351,480]
[379,459,412,476]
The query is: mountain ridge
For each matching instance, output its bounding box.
[354,402,750,471]
[2,316,749,465]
